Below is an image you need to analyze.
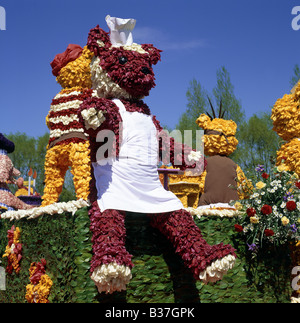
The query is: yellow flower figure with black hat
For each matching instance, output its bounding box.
[191,98,252,217]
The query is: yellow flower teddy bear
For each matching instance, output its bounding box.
[192,100,252,217]
[271,81,300,175]
[42,44,94,206]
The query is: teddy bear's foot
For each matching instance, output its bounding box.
[199,254,236,284]
[91,262,132,294]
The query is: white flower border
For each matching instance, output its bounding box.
[0,199,90,221]
[186,203,240,219]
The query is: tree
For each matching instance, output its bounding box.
[237,113,280,177]
[175,66,245,152]
[212,66,245,127]
[175,79,208,149]
[4,132,76,201]
[290,64,300,88]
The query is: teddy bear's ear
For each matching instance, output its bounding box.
[196,114,211,130]
[87,25,111,56]
[141,44,162,65]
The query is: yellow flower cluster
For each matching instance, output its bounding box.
[15,187,33,197]
[276,138,300,176]
[25,264,53,303]
[271,93,300,141]
[169,169,205,192]
[196,114,238,156]
[236,165,253,199]
[42,141,91,206]
[56,46,94,89]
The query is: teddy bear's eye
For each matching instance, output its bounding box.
[119,56,128,65]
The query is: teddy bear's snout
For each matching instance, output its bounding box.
[141,66,151,75]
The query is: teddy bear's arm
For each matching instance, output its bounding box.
[0,155,13,184]
[78,96,108,131]
[152,115,206,174]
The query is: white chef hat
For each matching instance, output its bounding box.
[105,15,136,46]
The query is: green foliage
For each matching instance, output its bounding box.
[212,66,245,127]
[290,64,300,88]
[176,66,246,151]
[4,132,76,201]
[236,113,280,175]
[0,207,96,303]
[0,209,293,303]
[5,132,48,194]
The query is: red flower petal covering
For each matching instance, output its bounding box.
[264,229,275,237]
[87,26,160,99]
[89,201,134,274]
[287,200,297,211]
[261,204,272,215]
[120,99,151,115]
[29,258,47,285]
[50,44,83,77]
[47,89,94,147]
[50,137,87,147]
[87,25,111,57]
[2,225,22,274]
[141,44,162,65]
[51,90,94,106]
[148,209,236,280]
[152,115,207,173]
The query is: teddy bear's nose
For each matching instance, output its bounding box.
[141,67,150,75]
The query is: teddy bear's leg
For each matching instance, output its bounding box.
[69,141,92,202]
[149,209,236,284]
[42,145,69,206]
[89,201,134,294]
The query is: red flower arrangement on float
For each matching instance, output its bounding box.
[2,225,22,274]
[25,259,53,303]
[233,162,300,255]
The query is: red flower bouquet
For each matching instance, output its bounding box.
[233,164,300,255]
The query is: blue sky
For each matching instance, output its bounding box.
[0,0,300,138]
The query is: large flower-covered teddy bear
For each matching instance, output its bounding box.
[42,44,94,206]
[75,16,237,293]
[0,133,33,211]
[192,101,252,217]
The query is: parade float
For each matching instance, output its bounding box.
[0,16,296,303]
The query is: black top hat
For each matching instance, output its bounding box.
[0,133,15,154]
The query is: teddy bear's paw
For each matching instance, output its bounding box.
[91,262,132,294]
[199,254,236,284]
[81,108,106,130]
